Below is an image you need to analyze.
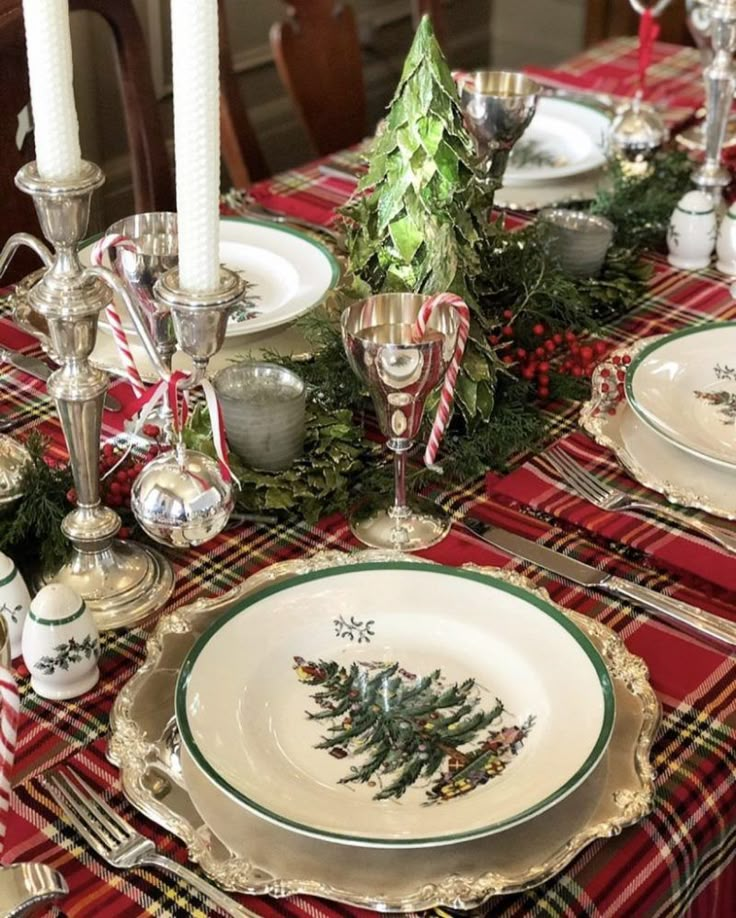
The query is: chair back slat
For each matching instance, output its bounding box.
[271,1,367,156]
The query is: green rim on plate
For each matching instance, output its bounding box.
[220,216,342,294]
[82,215,342,336]
[624,321,736,466]
[176,562,616,847]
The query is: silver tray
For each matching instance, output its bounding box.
[108,550,660,912]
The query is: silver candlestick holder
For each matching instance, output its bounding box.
[693,0,736,206]
[0,161,178,630]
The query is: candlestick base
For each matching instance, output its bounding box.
[35,540,174,631]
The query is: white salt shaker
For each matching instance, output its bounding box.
[716,203,736,275]
[0,551,31,659]
[667,190,717,271]
[22,584,100,700]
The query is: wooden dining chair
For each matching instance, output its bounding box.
[0,1,39,282]
[0,0,267,282]
[584,0,692,48]
[218,0,269,189]
[270,1,367,156]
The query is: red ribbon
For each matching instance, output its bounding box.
[638,9,660,94]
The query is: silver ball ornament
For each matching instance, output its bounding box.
[131,444,234,547]
[608,96,667,175]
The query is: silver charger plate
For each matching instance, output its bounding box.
[108,550,659,912]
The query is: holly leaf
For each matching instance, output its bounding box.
[476,378,495,422]
[389,214,424,264]
[455,372,478,421]
[462,345,492,382]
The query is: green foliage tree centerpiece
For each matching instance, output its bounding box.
[341,16,500,425]
[342,16,489,300]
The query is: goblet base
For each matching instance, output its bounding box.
[349,496,451,552]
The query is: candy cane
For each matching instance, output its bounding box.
[413,293,470,469]
[0,666,19,854]
[91,234,146,398]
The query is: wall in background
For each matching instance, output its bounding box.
[69,0,585,229]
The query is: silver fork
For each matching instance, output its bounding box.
[44,769,257,918]
[545,445,736,555]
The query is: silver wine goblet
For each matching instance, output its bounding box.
[105,211,178,435]
[106,211,178,375]
[341,293,460,552]
[458,71,540,187]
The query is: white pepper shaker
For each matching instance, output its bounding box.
[0,551,31,659]
[22,584,100,700]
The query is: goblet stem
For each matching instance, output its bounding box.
[487,149,511,185]
[390,446,410,520]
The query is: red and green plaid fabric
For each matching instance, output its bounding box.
[1,37,734,918]
[525,36,705,130]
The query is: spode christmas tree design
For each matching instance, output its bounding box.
[293,656,534,803]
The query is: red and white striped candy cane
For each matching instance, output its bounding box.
[91,234,146,398]
[0,666,19,854]
[413,293,470,468]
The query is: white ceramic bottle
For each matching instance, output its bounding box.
[22,583,100,700]
[667,190,717,270]
[716,202,736,275]
[0,551,31,659]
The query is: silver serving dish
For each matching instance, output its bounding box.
[108,550,659,912]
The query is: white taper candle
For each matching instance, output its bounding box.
[21,0,82,180]
[170,0,221,293]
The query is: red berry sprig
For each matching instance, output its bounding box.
[66,438,165,523]
[488,316,611,403]
[593,352,633,416]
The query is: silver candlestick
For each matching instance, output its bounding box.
[0,161,174,630]
[693,0,736,206]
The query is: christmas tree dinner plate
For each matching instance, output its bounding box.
[625,322,736,469]
[80,217,340,340]
[175,563,615,848]
[503,97,610,186]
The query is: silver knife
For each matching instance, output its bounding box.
[0,348,122,412]
[466,520,736,650]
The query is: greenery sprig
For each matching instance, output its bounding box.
[183,403,386,523]
[0,432,72,577]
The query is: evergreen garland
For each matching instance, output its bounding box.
[0,432,72,577]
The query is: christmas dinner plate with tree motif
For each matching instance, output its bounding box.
[175,563,615,848]
[625,322,736,469]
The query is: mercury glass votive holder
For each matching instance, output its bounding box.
[214,362,306,472]
[538,209,615,278]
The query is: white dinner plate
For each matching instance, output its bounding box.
[503,97,610,187]
[80,217,340,339]
[175,563,614,848]
[625,323,736,469]
[581,338,736,520]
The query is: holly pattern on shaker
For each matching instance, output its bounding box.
[294,656,534,803]
[34,635,99,676]
[0,602,23,624]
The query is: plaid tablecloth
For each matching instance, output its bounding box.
[0,37,734,918]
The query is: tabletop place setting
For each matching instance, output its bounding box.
[0,1,732,917]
